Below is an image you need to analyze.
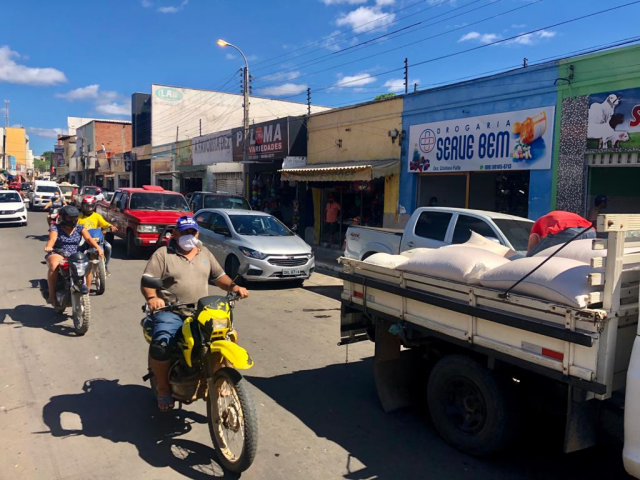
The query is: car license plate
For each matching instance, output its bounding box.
[282,268,302,276]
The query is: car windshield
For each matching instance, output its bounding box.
[229,214,292,236]
[204,195,250,210]
[36,186,60,193]
[59,185,75,194]
[83,187,100,195]
[0,192,22,203]
[492,219,533,252]
[129,193,190,211]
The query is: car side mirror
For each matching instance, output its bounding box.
[141,275,164,289]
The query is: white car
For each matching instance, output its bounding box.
[28,180,64,211]
[0,190,28,226]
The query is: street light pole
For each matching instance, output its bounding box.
[217,39,250,164]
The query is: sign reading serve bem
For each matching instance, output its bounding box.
[407,106,555,173]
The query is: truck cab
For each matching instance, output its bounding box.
[97,185,192,258]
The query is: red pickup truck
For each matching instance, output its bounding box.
[97,185,192,258]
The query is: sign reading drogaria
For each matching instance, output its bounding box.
[232,118,289,162]
[407,106,555,173]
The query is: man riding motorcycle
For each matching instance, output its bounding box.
[44,205,104,305]
[44,190,67,226]
[78,195,117,273]
[141,216,249,411]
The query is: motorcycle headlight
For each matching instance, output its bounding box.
[239,247,267,260]
[70,260,89,277]
[212,318,231,331]
[137,224,159,233]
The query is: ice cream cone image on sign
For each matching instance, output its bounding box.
[513,111,547,144]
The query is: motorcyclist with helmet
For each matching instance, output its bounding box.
[78,195,117,273]
[44,205,104,305]
[44,189,67,226]
[141,216,249,411]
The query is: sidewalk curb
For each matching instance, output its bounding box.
[315,261,343,274]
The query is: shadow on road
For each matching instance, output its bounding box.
[25,233,49,242]
[248,359,629,480]
[39,379,238,480]
[303,284,342,302]
[0,304,79,337]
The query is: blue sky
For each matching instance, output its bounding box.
[2,0,639,154]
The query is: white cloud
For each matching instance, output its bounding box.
[376,0,395,5]
[262,71,301,82]
[27,127,68,138]
[321,0,367,4]
[96,103,131,116]
[0,46,67,86]
[257,83,308,96]
[225,53,237,60]
[383,78,419,93]
[459,31,500,44]
[509,29,556,45]
[336,72,376,88]
[336,6,395,34]
[55,84,100,101]
[141,0,153,7]
[158,0,188,14]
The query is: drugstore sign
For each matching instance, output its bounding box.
[407,106,555,173]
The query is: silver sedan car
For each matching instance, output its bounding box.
[194,208,315,284]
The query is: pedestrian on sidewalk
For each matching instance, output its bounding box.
[324,194,341,248]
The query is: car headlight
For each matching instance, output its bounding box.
[137,224,159,233]
[307,252,314,259]
[16,206,25,213]
[239,247,267,260]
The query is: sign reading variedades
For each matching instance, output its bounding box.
[407,106,555,173]
[233,118,289,162]
[587,88,640,150]
[192,130,232,165]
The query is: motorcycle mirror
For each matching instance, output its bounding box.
[141,275,164,290]
[237,264,250,277]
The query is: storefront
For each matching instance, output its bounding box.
[233,117,308,231]
[401,63,558,224]
[151,143,175,190]
[553,45,640,216]
[281,98,403,246]
[188,129,240,195]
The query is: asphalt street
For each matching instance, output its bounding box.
[0,211,631,480]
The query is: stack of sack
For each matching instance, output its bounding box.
[361,232,606,309]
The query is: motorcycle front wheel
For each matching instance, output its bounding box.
[207,367,258,473]
[71,291,90,336]
[94,260,106,296]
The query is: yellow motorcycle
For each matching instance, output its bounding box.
[140,275,257,473]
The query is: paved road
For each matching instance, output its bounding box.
[0,211,630,479]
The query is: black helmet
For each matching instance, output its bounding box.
[59,205,80,226]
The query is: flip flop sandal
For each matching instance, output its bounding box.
[157,395,175,412]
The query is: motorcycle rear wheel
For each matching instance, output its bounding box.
[207,367,258,473]
[71,291,90,336]
[94,260,106,296]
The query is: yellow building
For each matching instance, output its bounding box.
[281,97,403,245]
[5,127,28,175]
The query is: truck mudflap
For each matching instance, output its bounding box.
[624,336,640,479]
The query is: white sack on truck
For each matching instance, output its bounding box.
[363,253,409,268]
[400,248,433,259]
[396,247,510,284]
[534,238,640,268]
[448,231,517,258]
[476,257,594,308]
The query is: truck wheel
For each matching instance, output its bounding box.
[126,230,140,259]
[427,355,518,457]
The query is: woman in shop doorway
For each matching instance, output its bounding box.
[324,194,341,248]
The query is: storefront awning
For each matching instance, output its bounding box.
[280,159,399,182]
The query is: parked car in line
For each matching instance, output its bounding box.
[0,190,28,226]
[27,180,64,211]
[8,180,22,190]
[74,185,104,205]
[194,208,314,284]
[96,185,192,258]
[103,191,115,203]
[57,182,79,203]
[344,207,534,260]
[188,191,251,213]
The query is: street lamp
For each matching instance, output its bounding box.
[217,39,249,164]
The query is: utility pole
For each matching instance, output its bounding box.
[307,88,311,116]
[404,58,408,95]
[3,100,9,127]
[199,119,202,136]
[414,82,418,93]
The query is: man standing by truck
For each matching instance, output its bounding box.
[526,210,594,257]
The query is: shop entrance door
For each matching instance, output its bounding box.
[469,171,529,218]
[587,166,640,214]
[418,173,467,208]
[182,177,203,194]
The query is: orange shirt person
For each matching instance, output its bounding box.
[324,194,341,247]
[526,211,595,257]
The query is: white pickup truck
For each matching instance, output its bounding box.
[344,207,534,260]
[340,213,640,477]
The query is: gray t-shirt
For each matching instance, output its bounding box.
[143,241,225,306]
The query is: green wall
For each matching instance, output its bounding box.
[551,44,640,208]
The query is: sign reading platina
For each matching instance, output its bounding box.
[407,106,555,173]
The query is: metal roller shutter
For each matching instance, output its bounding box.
[213,172,244,195]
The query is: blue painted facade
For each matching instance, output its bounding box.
[400,62,559,221]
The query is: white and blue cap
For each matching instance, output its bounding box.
[175,215,199,233]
